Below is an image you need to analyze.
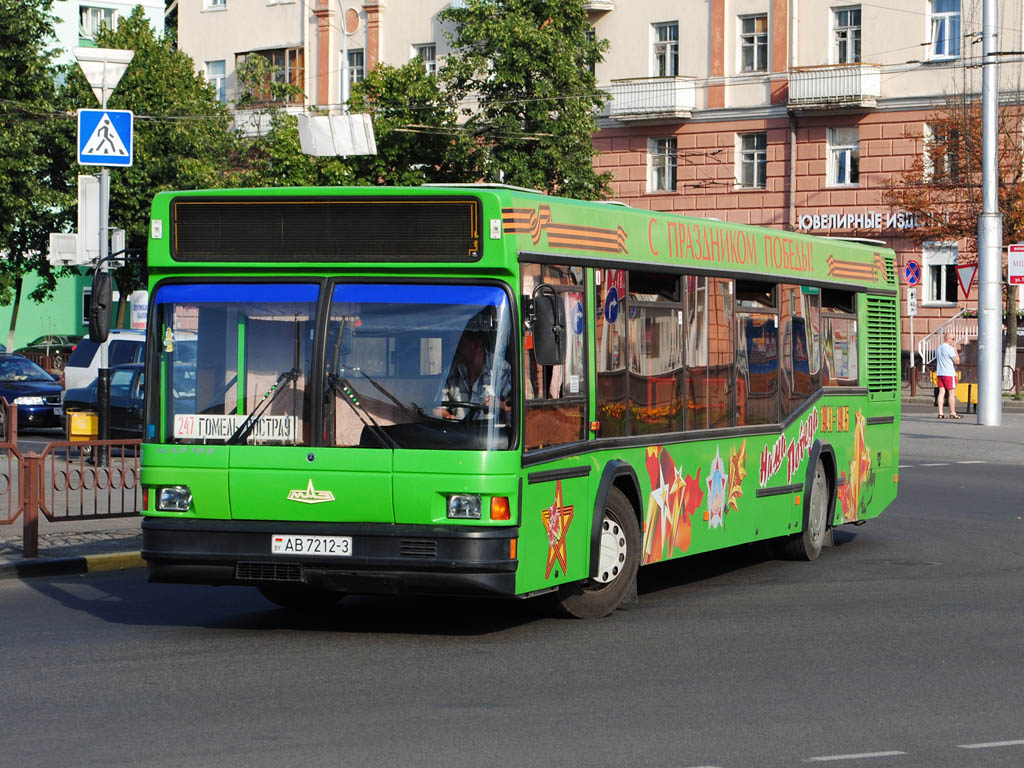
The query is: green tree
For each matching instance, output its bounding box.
[0,0,71,348]
[229,53,353,187]
[55,7,235,323]
[439,0,611,199]
[347,61,477,185]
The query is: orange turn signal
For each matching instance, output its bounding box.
[509,538,517,559]
[490,496,511,521]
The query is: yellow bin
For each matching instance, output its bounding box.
[66,410,98,441]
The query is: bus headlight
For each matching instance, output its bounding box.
[447,494,481,520]
[158,485,193,512]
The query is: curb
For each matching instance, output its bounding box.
[0,551,145,581]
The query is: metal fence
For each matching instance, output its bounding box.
[0,401,142,558]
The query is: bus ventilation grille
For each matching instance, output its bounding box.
[884,254,896,286]
[400,540,438,558]
[865,295,899,396]
[236,562,302,582]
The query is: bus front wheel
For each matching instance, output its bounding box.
[555,487,640,619]
[780,458,830,561]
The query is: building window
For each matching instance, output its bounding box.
[586,26,596,76]
[652,22,679,77]
[923,122,961,182]
[80,6,116,41]
[737,132,767,188]
[414,44,436,74]
[236,47,305,105]
[648,138,677,192]
[205,60,226,103]
[347,49,365,84]
[828,126,860,186]
[923,242,959,305]
[833,6,861,64]
[740,15,768,73]
[929,0,960,59]
[204,0,226,9]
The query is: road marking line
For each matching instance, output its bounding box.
[920,462,951,466]
[804,752,907,762]
[955,460,987,464]
[958,739,1024,749]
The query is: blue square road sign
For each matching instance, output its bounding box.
[78,109,133,167]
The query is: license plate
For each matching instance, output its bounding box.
[271,534,352,556]
[54,407,63,416]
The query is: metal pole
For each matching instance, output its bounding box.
[978,0,1003,425]
[96,152,111,464]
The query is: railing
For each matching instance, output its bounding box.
[916,309,977,367]
[604,77,696,120]
[0,401,142,558]
[788,64,881,108]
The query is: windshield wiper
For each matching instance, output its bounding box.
[327,373,400,449]
[226,367,300,445]
[339,365,414,415]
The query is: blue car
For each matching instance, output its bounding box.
[0,354,63,429]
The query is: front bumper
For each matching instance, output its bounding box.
[142,517,518,597]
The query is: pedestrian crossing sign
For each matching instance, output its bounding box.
[78,108,133,167]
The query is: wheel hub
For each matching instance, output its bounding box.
[595,516,627,584]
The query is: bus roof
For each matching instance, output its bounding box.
[149,185,896,291]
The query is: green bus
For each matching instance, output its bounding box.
[140,185,900,617]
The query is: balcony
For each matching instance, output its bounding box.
[604,77,696,121]
[788,64,881,109]
[584,1,615,10]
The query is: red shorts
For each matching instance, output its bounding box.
[937,375,956,390]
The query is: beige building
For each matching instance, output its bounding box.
[176,0,1024,364]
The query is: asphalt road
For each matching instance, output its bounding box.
[0,408,1022,768]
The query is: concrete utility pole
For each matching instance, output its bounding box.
[977,0,1003,425]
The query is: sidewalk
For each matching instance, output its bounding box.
[3,393,1022,580]
[0,515,143,579]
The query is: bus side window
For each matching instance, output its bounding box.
[821,289,858,386]
[522,262,586,450]
[735,280,779,426]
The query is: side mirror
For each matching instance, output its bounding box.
[89,271,113,344]
[532,285,565,366]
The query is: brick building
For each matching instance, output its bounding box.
[175,0,1024,359]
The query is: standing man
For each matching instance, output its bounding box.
[935,330,961,419]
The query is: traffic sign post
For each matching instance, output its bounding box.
[1009,244,1024,285]
[77,109,134,167]
[904,259,921,286]
[907,287,917,394]
[74,47,134,467]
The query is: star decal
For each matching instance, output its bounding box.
[542,480,574,579]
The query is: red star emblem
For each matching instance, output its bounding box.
[542,480,574,579]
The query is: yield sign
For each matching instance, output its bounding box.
[956,264,978,297]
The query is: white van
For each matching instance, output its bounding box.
[62,329,145,395]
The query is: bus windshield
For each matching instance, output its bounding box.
[326,283,514,451]
[154,281,514,451]
[155,283,319,446]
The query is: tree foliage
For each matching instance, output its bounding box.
[883,94,1024,369]
[0,0,68,311]
[883,95,1024,253]
[347,61,477,185]
[440,0,611,199]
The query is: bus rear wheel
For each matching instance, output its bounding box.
[258,585,343,612]
[555,487,639,619]
[780,458,830,561]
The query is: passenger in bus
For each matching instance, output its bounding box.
[438,330,512,421]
